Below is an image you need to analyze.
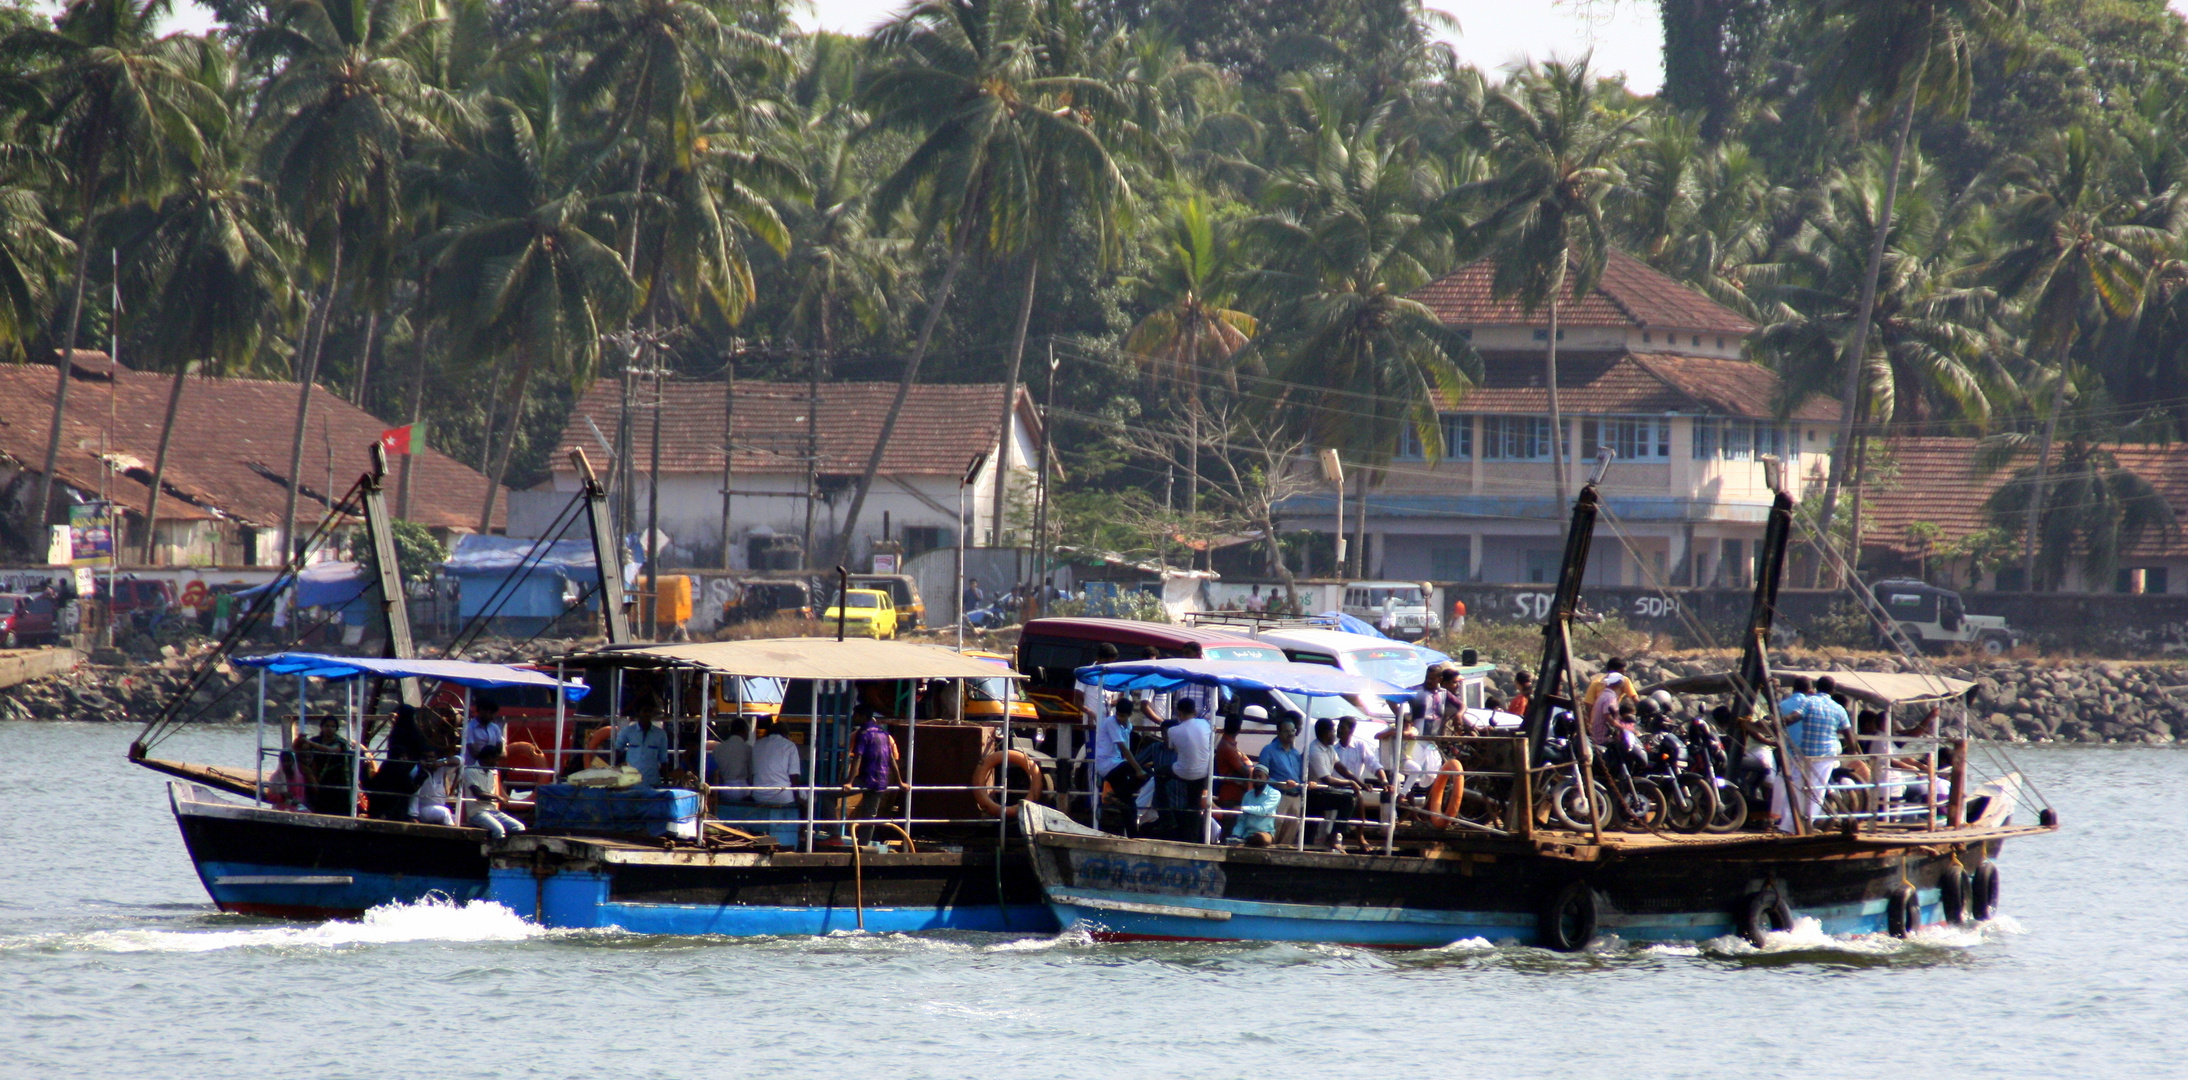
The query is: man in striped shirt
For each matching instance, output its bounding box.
[1770,676,1853,833]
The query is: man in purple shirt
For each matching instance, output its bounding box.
[841,708,906,821]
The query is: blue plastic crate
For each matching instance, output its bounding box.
[535,784,700,838]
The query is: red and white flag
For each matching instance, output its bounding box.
[379,424,413,456]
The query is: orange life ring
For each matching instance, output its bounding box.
[1425,759,1464,822]
[584,724,615,769]
[971,749,1044,817]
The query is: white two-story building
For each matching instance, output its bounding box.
[523,378,1039,571]
[1279,250,1841,588]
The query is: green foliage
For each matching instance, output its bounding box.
[388,519,447,584]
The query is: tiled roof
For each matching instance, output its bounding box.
[0,354,504,531]
[1411,249,1756,335]
[553,378,1031,477]
[1865,437,2188,560]
[1429,349,1840,422]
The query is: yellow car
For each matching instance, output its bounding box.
[962,650,1040,723]
[823,588,898,639]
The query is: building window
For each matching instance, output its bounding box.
[1582,416,1670,461]
[1692,418,1717,460]
[1442,415,1472,459]
[1530,329,1565,341]
[1430,544,1471,581]
[1394,415,1471,460]
[1481,416,1555,461]
[903,526,950,558]
[1525,549,1559,584]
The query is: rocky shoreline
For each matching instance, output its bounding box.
[6,638,2187,745]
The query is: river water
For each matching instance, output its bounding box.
[4,722,2183,1079]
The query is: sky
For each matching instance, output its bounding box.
[796,0,1669,92]
[121,0,2188,101]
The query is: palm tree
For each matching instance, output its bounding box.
[0,181,69,360]
[1242,102,1477,576]
[1976,127,2175,590]
[1122,192,1255,518]
[839,0,1128,562]
[1614,114,1788,319]
[112,158,297,560]
[1982,424,2172,592]
[1805,0,2021,548]
[242,0,452,555]
[420,97,639,532]
[4,0,222,532]
[1463,58,1643,504]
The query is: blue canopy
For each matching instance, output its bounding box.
[233,652,590,701]
[1074,657,1411,700]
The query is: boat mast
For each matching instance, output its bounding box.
[1730,463,1795,728]
[1521,452,1611,756]
[573,448,631,645]
[361,443,422,709]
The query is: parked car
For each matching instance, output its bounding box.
[821,588,898,639]
[1867,579,2018,655]
[721,579,815,625]
[850,573,925,632]
[0,592,60,647]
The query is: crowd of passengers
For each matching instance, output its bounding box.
[262,697,529,838]
[1079,646,1950,850]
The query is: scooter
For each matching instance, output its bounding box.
[1677,714,1748,832]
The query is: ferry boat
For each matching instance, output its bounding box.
[156,653,589,918]
[484,637,1063,935]
[1019,467,2059,949]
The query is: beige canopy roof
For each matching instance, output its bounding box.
[1648,669,1973,707]
[573,638,1024,681]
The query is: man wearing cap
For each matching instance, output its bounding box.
[1588,658,1637,746]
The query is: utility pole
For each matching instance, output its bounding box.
[720,350,735,570]
[803,345,822,569]
[643,351,665,640]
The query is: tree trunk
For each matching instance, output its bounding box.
[478,348,534,534]
[2023,387,2062,591]
[397,324,430,520]
[1847,421,1870,587]
[1815,77,1921,574]
[802,300,825,568]
[33,235,98,532]
[141,363,190,564]
[835,233,973,565]
[351,308,379,408]
[281,236,342,559]
[991,256,1039,569]
[1546,250,1568,505]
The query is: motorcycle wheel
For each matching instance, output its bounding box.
[1612,778,1666,832]
[1703,782,1749,833]
[1664,774,1717,833]
[1549,779,1613,831]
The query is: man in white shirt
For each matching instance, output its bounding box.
[460,746,527,840]
[712,718,753,804]
[749,717,804,807]
[1303,718,1361,850]
[1164,698,1214,841]
[462,699,505,771]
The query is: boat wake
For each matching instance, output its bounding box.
[1684,914,2024,959]
[10,897,564,954]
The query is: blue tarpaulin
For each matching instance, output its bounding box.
[441,535,642,621]
[1315,610,1453,668]
[234,561,371,608]
[1074,658,1411,700]
[233,652,590,701]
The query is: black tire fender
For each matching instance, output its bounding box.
[1541,881,1598,952]
[1739,888,1795,948]
[1940,869,1968,925]
[1970,862,2001,921]
[1886,885,1919,938]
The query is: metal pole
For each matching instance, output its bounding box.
[554,660,567,780]
[348,678,361,817]
[255,669,267,806]
[698,671,711,821]
[645,363,663,641]
[802,681,820,853]
[457,687,471,827]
